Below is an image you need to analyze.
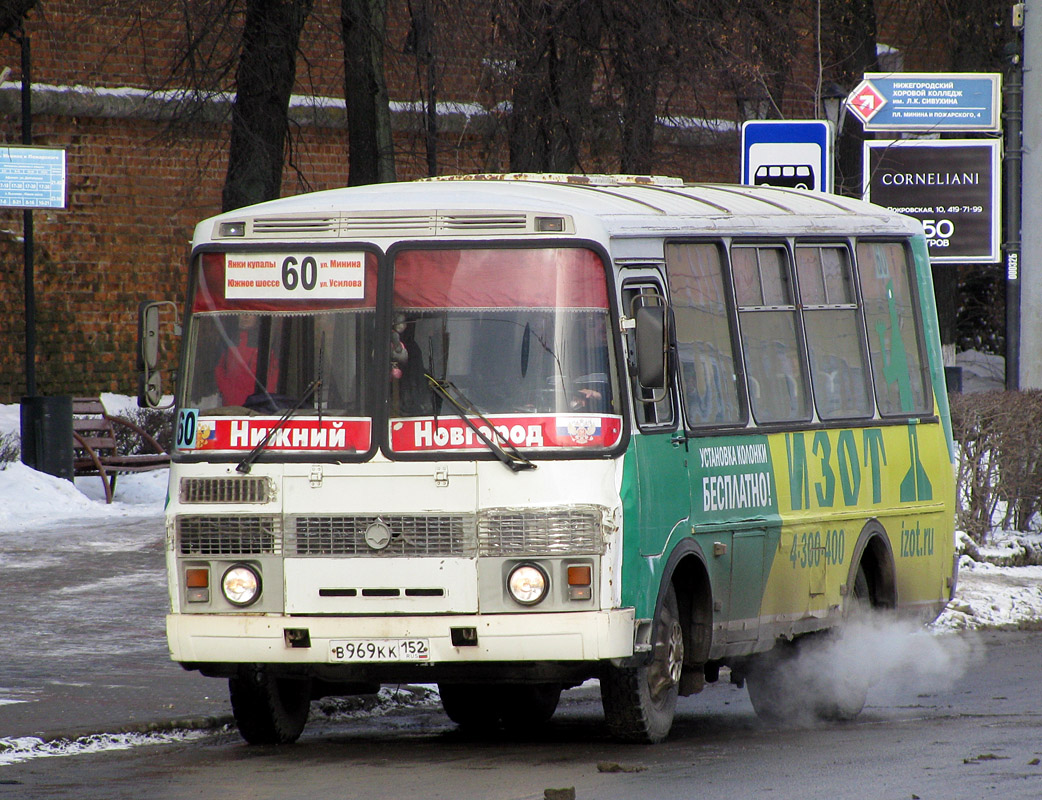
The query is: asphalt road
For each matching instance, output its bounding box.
[2,629,1041,800]
[3,514,1041,799]
[0,514,230,740]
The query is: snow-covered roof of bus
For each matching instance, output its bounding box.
[197,174,922,243]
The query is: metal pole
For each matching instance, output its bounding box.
[19,25,35,397]
[1005,5,1025,390]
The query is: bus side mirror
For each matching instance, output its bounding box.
[137,300,179,409]
[634,305,667,391]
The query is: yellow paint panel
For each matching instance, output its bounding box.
[761,421,955,624]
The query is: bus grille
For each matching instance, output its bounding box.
[177,515,281,555]
[289,515,476,557]
[438,213,528,231]
[179,477,270,504]
[243,211,542,239]
[477,506,606,555]
[251,216,339,236]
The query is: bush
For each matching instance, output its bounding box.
[112,406,175,455]
[949,390,1042,542]
[0,431,19,467]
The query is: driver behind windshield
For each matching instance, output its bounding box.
[215,315,280,406]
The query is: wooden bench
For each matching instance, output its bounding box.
[72,397,170,503]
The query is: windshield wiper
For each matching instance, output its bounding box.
[236,379,321,474]
[424,375,535,473]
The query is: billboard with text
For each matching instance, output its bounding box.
[863,140,1000,264]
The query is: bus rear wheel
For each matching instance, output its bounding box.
[498,683,562,731]
[438,683,561,731]
[229,669,312,745]
[600,582,683,743]
[815,564,872,721]
[746,565,873,724]
[438,683,499,730]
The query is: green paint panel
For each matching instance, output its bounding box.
[620,431,783,624]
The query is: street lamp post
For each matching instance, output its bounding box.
[821,82,847,196]
[820,81,847,132]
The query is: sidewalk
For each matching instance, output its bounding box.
[0,660,232,742]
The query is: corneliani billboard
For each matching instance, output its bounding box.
[863,139,1000,264]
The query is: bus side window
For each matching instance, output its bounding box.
[623,281,675,428]
[664,242,744,427]
[732,244,812,425]
[856,241,932,416]
[795,245,874,420]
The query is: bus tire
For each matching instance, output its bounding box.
[744,640,800,724]
[498,683,562,731]
[814,564,872,721]
[600,582,683,743]
[747,565,874,724]
[229,670,311,745]
[438,683,499,730]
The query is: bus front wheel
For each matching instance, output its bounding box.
[229,669,311,745]
[600,582,683,743]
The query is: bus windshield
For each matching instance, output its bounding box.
[387,247,621,453]
[181,251,376,419]
[177,247,622,455]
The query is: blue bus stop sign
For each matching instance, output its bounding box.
[741,120,833,194]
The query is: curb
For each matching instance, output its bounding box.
[34,714,235,745]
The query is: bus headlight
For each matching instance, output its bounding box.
[222,564,261,607]
[507,563,549,606]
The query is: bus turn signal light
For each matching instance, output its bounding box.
[185,567,209,603]
[567,564,592,601]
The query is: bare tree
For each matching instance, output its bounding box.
[0,0,37,37]
[404,0,437,176]
[920,0,1010,71]
[222,0,314,211]
[599,0,671,174]
[504,0,601,173]
[342,0,396,184]
[817,0,878,196]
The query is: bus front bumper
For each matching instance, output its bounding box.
[167,608,636,665]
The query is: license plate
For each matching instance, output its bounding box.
[329,638,430,663]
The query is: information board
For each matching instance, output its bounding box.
[0,146,66,209]
[848,73,1000,132]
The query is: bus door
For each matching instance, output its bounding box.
[621,275,689,559]
[666,241,770,643]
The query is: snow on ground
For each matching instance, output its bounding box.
[0,394,169,529]
[1,397,1040,631]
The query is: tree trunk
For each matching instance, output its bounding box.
[508,0,600,173]
[606,0,663,175]
[508,0,553,172]
[222,0,313,213]
[0,0,38,37]
[342,0,396,185]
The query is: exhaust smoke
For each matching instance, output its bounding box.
[746,614,982,726]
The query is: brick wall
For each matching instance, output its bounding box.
[0,0,948,402]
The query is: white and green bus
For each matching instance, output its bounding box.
[141,174,956,744]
